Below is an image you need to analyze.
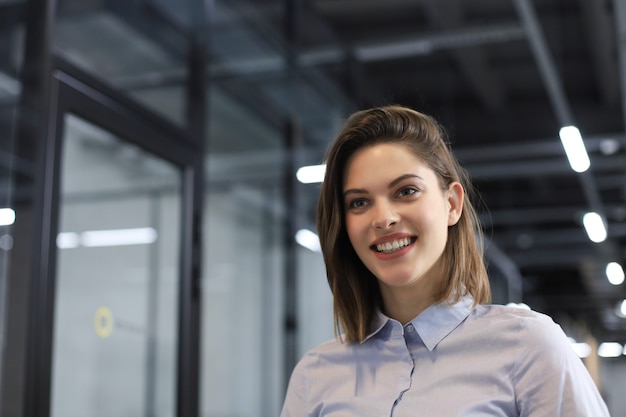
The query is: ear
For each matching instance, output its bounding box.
[446,182,464,226]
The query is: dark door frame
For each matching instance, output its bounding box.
[26,58,203,417]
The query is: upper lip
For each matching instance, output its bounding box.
[370,233,415,247]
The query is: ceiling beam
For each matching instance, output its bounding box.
[455,134,626,163]
[422,0,505,110]
[577,0,620,106]
[313,0,426,17]
[613,0,626,132]
[480,204,626,227]
[464,154,625,179]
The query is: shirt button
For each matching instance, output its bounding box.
[406,324,415,332]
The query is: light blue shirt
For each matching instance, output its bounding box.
[281,295,610,416]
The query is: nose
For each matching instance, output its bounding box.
[371,200,399,229]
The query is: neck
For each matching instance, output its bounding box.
[379,284,436,325]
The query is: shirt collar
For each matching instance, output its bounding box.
[364,294,474,350]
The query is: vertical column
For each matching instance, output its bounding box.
[282,118,301,390]
[282,0,303,392]
[177,1,210,416]
[1,0,56,416]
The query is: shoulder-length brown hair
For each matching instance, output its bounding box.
[316,105,491,343]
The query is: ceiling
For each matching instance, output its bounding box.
[3,0,626,344]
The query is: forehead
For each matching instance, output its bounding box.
[343,143,435,186]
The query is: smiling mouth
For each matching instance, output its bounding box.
[372,237,415,254]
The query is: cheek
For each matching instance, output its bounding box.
[428,201,453,226]
[345,216,366,247]
[415,209,451,240]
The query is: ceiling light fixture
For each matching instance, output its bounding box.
[597,342,624,358]
[57,227,158,248]
[606,262,625,286]
[81,227,157,247]
[296,164,326,184]
[295,229,321,253]
[582,212,607,243]
[0,208,15,226]
[559,126,590,173]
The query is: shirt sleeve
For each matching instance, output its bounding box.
[280,355,310,417]
[513,312,611,417]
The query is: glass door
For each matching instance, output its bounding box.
[51,114,181,417]
[39,68,202,417]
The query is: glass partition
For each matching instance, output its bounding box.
[200,84,285,416]
[201,1,350,414]
[51,114,181,417]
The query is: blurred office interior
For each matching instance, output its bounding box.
[0,0,625,416]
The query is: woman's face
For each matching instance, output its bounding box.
[343,142,463,302]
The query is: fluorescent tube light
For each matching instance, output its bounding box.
[0,208,15,226]
[582,212,607,243]
[295,229,321,252]
[57,232,81,249]
[598,342,623,358]
[606,262,625,286]
[82,227,157,247]
[58,228,158,248]
[296,164,326,184]
[559,126,590,173]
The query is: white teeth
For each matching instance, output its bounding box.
[376,237,411,253]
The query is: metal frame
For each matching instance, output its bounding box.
[43,59,203,417]
[1,0,55,415]
[52,58,204,417]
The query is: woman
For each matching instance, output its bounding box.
[280,105,610,416]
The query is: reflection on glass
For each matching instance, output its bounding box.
[51,114,181,417]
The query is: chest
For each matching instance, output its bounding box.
[308,339,519,417]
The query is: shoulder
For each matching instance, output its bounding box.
[473,304,578,366]
[292,336,354,372]
[473,304,560,332]
[475,306,612,415]
[469,304,571,352]
[284,336,362,406]
[283,338,347,416]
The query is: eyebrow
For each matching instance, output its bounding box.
[343,174,424,198]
